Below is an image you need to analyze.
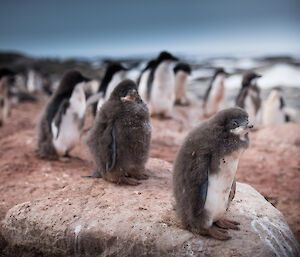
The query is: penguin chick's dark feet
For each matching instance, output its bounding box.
[207,225,232,240]
[215,219,240,230]
[128,171,149,180]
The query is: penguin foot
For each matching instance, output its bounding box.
[128,172,149,180]
[116,177,141,186]
[215,219,240,230]
[59,156,71,162]
[207,225,231,240]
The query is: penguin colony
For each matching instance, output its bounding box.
[0,50,297,241]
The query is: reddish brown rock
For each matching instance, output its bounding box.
[1,159,299,257]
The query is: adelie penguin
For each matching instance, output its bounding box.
[173,107,253,240]
[92,63,127,115]
[86,79,152,186]
[262,87,294,126]
[173,63,191,106]
[203,68,227,117]
[0,68,16,126]
[36,70,90,159]
[145,51,178,118]
[137,59,156,102]
[236,72,262,126]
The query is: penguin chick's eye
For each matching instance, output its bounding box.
[119,88,128,97]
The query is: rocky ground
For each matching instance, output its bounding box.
[0,97,299,248]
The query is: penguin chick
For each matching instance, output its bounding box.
[86,79,152,186]
[174,63,191,106]
[92,63,127,116]
[36,70,90,159]
[262,87,288,126]
[0,68,16,126]
[147,51,178,118]
[236,72,262,126]
[173,107,253,240]
[203,68,227,117]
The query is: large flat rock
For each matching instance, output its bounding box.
[1,158,299,257]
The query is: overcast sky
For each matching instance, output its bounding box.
[0,0,299,58]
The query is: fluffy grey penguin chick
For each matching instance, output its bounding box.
[173,107,253,240]
[86,79,152,186]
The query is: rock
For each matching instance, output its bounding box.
[1,158,299,257]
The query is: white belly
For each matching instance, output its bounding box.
[204,75,224,116]
[149,62,175,116]
[52,84,86,156]
[174,71,188,104]
[263,101,285,126]
[138,70,150,102]
[204,151,241,224]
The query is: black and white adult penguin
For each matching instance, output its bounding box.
[92,63,127,116]
[203,68,227,117]
[236,72,262,126]
[0,68,16,126]
[146,51,178,118]
[86,79,152,185]
[36,70,90,159]
[137,59,156,102]
[262,87,292,126]
[173,107,253,240]
[173,62,192,105]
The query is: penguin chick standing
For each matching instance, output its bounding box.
[262,87,288,126]
[236,72,262,126]
[0,68,16,126]
[86,79,152,186]
[36,70,90,159]
[147,51,178,118]
[173,107,252,240]
[137,59,156,102]
[173,63,191,106]
[92,63,127,115]
[203,68,227,117]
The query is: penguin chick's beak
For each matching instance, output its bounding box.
[240,120,254,131]
[230,120,253,137]
[121,89,137,102]
[247,123,254,129]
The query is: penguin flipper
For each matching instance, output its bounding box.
[53,99,70,139]
[190,156,210,217]
[105,123,117,173]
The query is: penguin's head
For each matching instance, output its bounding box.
[106,63,127,78]
[242,72,261,88]
[157,51,179,64]
[142,59,157,72]
[174,63,191,75]
[215,107,253,137]
[56,70,91,95]
[213,68,228,78]
[0,68,16,84]
[111,79,141,103]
